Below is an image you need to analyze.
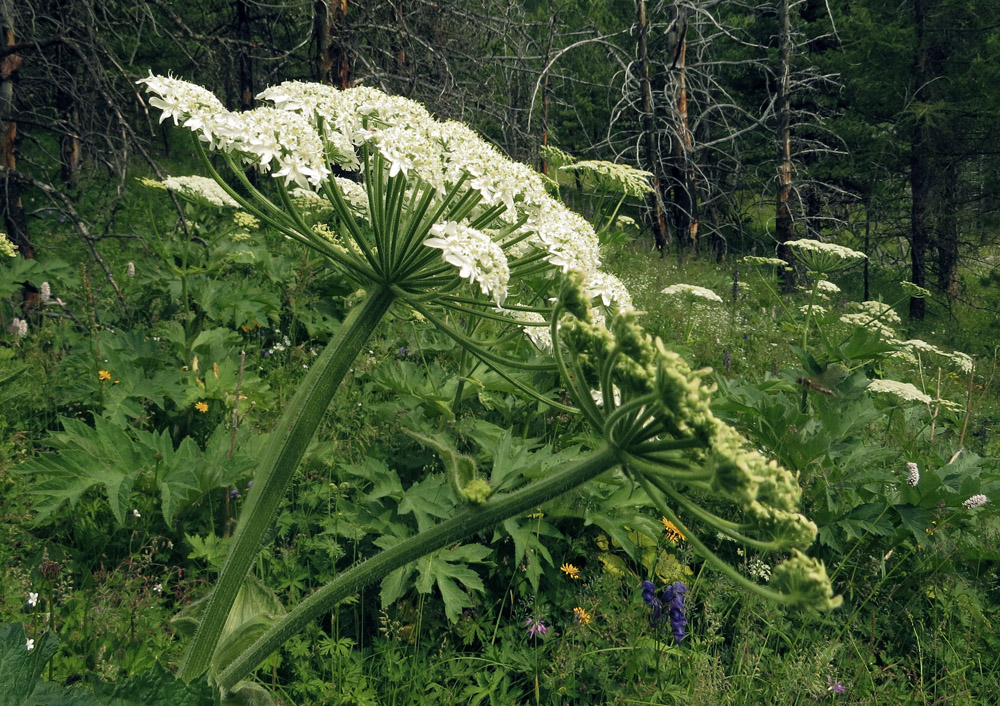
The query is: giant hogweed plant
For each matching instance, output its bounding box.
[135,75,838,695]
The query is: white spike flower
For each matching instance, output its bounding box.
[962,494,988,509]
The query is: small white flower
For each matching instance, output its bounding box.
[153,583,163,594]
[963,494,989,510]
[39,282,51,304]
[27,591,39,608]
[26,638,34,651]
[132,508,141,518]
[906,462,920,487]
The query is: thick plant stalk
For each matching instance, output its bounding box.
[179,286,395,681]
[216,444,621,690]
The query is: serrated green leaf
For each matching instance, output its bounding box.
[23,681,103,706]
[90,662,212,706]
[0,624,59,706]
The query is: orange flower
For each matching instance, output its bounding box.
[661,517,685,543]
[573,606,591,625]
[98,370,112,381]
[195,401,209,413]
[560,563,581,579]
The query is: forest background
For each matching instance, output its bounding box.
[1,1,1000,705]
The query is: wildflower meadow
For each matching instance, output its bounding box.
[2,20,1000,706]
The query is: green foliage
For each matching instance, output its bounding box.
[17,418,260,529]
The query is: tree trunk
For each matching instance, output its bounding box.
[315,0,350,88]
[908,0,930,320]
[237,0,254,112]
[775,0,795,290]
[667,4,698,251]
[636,0,669,252]
[936,159,960,297]
[0,0,29,258]
[540,0,554,175]
[54,0,80,189]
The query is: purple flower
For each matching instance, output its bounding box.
[662,582,687,645]
[230,489,240,499]
[641,580,663,623]
[246,480,253,490]
[827,677,845,695]
[524,617,548,638]
[641,580,688,645]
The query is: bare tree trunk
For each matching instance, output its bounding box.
[0,0,29,258]
[668,4,698,251]
[775,0,795,289]
[315,0,350,88]
[909,0,930,320]
[540,0,554,175]
[636,0,669,253]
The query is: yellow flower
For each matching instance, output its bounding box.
[195,401,209,413]
[573,606,591,625]
[98,370,112,381]
[560,563,581,579]
[661,517,685,543]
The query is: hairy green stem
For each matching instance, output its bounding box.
[178,286,395,681]
[216,444,621,690]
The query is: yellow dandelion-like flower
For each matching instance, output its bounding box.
[573,606,591,625]
[195,401,209,413]
[98,370,112,381]
[661,517,686,543]
[560,563,581,579]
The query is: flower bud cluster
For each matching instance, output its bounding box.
[556,281,819,554]
[769,550,842,610]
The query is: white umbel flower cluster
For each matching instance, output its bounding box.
[497,308,552,351]
[138,75,630,339]
[851,300,902,327]
[839,313,898,342]
[867,379,931,405]
[816,280,840,295]
[424,221,509,304]
[139,75,330,189]
[162,175,240,208]
[661,283,723,303]
[559,160,653,197]
[902,339,973,375]
[799,304,827,317]
[742,256,788,267]
[786,239,867,274]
